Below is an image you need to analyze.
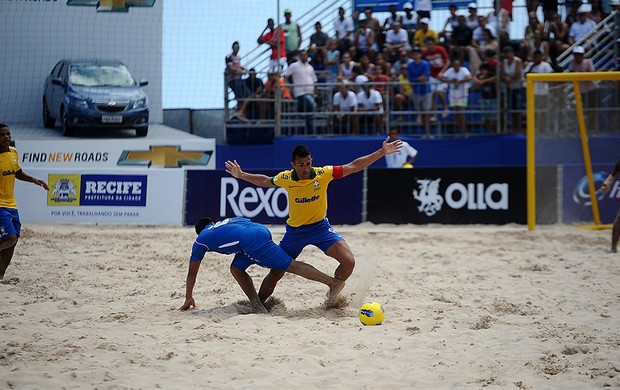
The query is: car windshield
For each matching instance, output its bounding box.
[69,64,136,87]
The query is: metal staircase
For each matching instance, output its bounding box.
[225,0,352,115]
[556,10,618,71]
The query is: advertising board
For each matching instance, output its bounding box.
[562,164,620,224]
[16,168,184,224]
[13,137,214,225]
[185,170,363,226]
[367,167,527,224]
[16,138,215,170]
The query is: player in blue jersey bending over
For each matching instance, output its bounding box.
[178,217,345,313]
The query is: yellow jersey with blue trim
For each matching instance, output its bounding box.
[0,146,21,209]
[272,165,343,227]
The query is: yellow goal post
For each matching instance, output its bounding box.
[526,71,620,231]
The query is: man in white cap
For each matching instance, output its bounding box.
[402,2,418,42]
[616,38,620,71]
[568,46,598,131]
[568,4,596,45]
[613,0,620,44]
[466,2,480,31]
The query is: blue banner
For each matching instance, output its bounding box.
[562,164,619,224]
[185,170,363,226]
[80,174,147,207]
[354,0,471,12]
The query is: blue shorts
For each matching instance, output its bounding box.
[0,208,21,238]
[230,225,293,272]
[279,219,344,259]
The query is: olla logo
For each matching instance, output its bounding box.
[572,171,607,206]
[220,177,288,218]
[445,183,508,210]
[414,179,508,216]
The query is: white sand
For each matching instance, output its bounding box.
[1,223,619,389]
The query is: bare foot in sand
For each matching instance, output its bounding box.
[326,279,345,308]
[0,276,19,285]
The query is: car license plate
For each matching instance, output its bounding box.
[102,116,122,124]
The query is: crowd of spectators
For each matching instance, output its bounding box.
[225,1,619,136]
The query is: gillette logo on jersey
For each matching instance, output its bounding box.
[295,195,320,203]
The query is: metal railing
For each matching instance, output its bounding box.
[226,73,620,140]
[225,76,531,138]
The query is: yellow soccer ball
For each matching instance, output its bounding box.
[359,302,385,326]
[402,163,414,169]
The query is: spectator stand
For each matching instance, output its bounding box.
[223,1,618,144]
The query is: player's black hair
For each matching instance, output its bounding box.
[292,145,311,162]
[0,123,9,129]
[195,217,214,235]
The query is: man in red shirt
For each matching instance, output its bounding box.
[423,37,450,120]
[258,18,287,72]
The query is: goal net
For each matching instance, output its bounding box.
[526,71,620,231]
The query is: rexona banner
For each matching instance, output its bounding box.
[16,168,184,224]
[16,138,215,169]
[367,167,527,224]
[185,170,363,226]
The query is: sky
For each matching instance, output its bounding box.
[162,0,320,109]
[162,0,526,110]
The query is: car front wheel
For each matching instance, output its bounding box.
[61,107,74,137]
[136,126,148,137]
[42,98,55,128]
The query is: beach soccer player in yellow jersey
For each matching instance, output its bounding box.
[0,124,49,282]
[225,137,402,305]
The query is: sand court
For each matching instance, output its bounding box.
[1,223,619,389]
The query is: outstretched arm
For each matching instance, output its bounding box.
[341,137,402,177]
[16,170,49,191]
[225,160,277,188]
[179,261,201,311]
[601,158,620,193]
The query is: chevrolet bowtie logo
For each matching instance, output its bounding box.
[117,146,212,168]
[67,0,155,12]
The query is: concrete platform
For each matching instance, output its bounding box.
[10,123,203,140]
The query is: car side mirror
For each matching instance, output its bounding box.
[51,77,64,86]
[139,79,149,86]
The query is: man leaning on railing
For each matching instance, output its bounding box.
[282,50,318,133]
